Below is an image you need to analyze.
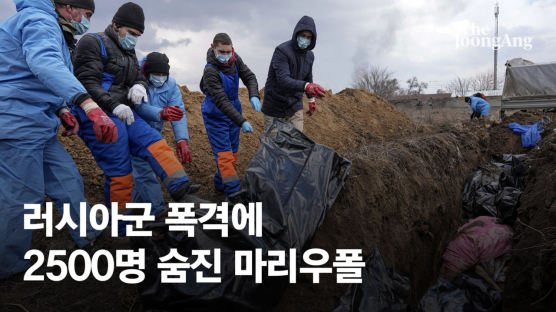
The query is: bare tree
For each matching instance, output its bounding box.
[445,76,472,96]
[406,76,428,95]
[353,65,400,98]
[471,72,495,91]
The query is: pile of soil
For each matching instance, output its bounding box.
[175,87,424,202]
[485,111,554,155]
[503,126,556,311]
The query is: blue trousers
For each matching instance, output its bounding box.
[202,113,241,195]
[72,107,189,211]
[0,136,101,279]
[131,155,165,216]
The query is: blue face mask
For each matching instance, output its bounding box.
[72,15,90,35]
[119,32,138,50]
[150,75,168,88]
[297,36,311,50]
[215,52,231,64]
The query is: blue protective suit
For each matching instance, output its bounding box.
[202,64,242,196]
[509,121,546,148]
[132,58,190,216]
[468,96,491,117]
[0,0,100,279]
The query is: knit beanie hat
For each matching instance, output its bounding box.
[112,2,145,33]
[54,0,95,12]
[144,52,170,75]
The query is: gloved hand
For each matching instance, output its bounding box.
[241,121,254,133]
[127,84,148,105]
[250,97,261,112]
[113,104,135,125]
[59,108,79,136]
[176,140,193,164]
[305,83,326,99]
[307,99,316,116]
[84,105,118,144]
[160,105,184,121]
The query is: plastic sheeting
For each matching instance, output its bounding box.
[131,120,351,312]
[462,154,526,224]
[418,273,502,312]
[333,248,410,312]
[502,62,556,100]
[508,121,546,148]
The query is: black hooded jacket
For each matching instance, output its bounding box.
[73,25,148,113]
[200,48,259,127]
[262,16,316,118]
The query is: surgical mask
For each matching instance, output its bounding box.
[119,32,138,50]
[150,75,167,88]
[71,15,90,35]
[215,53,231,64]
[297,36,311,50]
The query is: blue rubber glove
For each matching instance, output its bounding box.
[241,121,254,133]
[250,97,261,112]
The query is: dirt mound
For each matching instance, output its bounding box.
[504,128,556,311]
[175,86,423,201]
[455,111,554,158]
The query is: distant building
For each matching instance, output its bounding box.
[389,93,452,102]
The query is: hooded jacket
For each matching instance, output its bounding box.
[200,48,259,127]
[0,0,89,143]
[262,16,316,118]
[72,24,148,113]
[134,57,189,143]
[468,96,491,116]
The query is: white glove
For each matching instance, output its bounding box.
[127,84,148,105]
[113,104,134,125]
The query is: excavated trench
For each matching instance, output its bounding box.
[275,129,489,311]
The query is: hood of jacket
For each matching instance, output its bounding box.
[291,15,317,52]
[15,0,56,17]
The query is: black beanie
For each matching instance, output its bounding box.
[112,2,145,33]
[144,52,170,75]
[54,0,95,12]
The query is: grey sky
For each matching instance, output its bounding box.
[2,0,555,93]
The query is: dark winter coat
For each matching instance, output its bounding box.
[200,48,259,127]
[73,25,148,113]
[262,16,317,118]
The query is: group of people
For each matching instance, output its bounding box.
[0,0,327,279]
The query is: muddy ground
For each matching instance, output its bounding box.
[0,87,554,312]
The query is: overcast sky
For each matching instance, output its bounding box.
[2,0,555,93]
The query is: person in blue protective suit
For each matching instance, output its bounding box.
[465,96,491,119]
[262,16,326,132]
[132,52,193,217]
[200,33,260,203]
[0,0,119,279]
[72,2,201,217]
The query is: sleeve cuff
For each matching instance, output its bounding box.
[71,92,91,107]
